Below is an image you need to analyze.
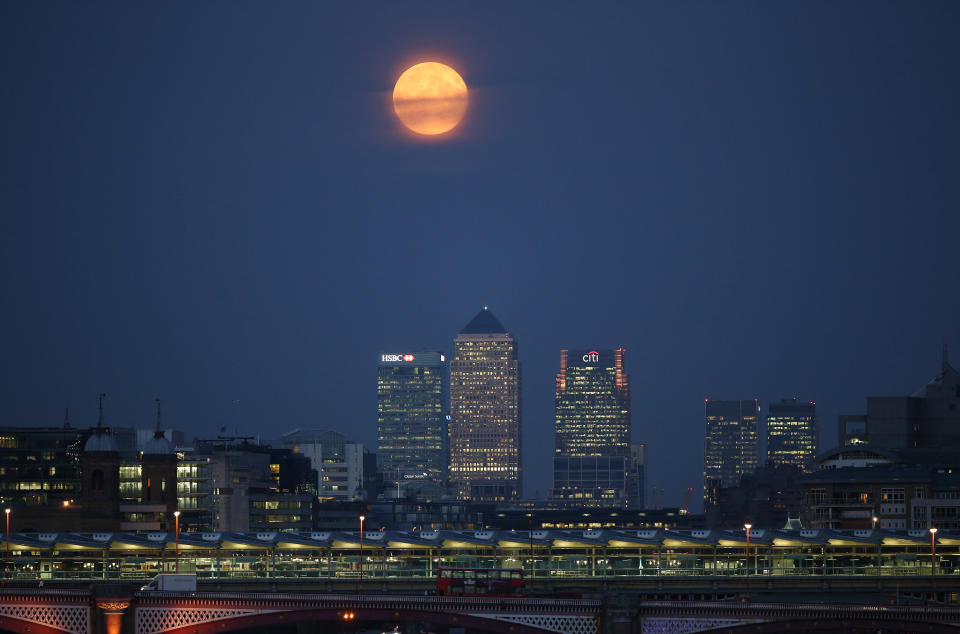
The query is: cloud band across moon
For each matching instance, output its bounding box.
[393,62,468,135]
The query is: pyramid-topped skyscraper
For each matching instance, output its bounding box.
[449,308,522,501]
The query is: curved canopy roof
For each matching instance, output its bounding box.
[3,528,950,551]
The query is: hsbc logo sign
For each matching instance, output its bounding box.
[381,354,416,363]
[582,350,600,363]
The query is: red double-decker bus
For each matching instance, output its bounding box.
[436,567,525,596]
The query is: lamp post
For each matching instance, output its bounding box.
[4,508,10,582]
[526,513,534,584]
[173,511,180,573]
[872,515,878,530]
[744,523,752,600]
[359,514,365,593]
[930,527,938,604]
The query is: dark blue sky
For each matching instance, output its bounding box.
[4,2,959,510]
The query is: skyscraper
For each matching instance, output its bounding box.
[766,398,818,472]
[377,351,447,486]
[552,348,640,507]
[703,399,760,507]
[449,308,521,501]
[555,349,631,456]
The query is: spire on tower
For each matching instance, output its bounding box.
[64,406,71,429]
[96,393,106,430]
[84,393,118,453]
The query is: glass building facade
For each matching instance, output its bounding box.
[449,309,521,502]
[0,425,88,508]
[553,349,639,507]
[703,399,760,507]
[766,398,818,473]
[377,351,447,486]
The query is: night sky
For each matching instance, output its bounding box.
[4,2,959,511]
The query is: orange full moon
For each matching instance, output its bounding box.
[393,62,468,135]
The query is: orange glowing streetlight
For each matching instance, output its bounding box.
[930,526,938,602]
[744,523,752,599]
[359,514,365,593]
[173,511,180,573]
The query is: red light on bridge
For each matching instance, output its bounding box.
[341,611,356,621]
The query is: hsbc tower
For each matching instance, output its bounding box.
[377,351,448,488]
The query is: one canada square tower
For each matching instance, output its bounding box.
[449,308,522,501]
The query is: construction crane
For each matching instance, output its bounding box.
[680,487,693,515]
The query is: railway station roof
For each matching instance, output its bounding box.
[1,528,951,551]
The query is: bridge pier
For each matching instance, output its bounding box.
[92,584,136,634]
[604,595,639,634]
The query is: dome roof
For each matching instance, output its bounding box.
[143,431,173,455]
[84,430,118,453]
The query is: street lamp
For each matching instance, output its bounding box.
[872,515,878,530]
[359,514,365,593]
[744,523,752,599]
[930,527,938,603]
[526,512,534,583]
[4,508,9,581]
[173,511,180,573]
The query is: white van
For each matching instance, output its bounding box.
[140,573,197,592]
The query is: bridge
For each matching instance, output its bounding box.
[3,586,960,634]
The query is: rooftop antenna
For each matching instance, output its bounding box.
[64,406,71,429]
[96,393,106,430]
[154,397,165,440]
[944,343,949,366]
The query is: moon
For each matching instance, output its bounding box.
[393,62,468,136]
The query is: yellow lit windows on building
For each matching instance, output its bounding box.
[765,398,817,473]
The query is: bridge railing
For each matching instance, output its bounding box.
[638,600,960,621]
[0,588,91,598]
[135,590,601,611]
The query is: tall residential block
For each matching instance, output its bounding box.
[377,351,447,486]
[703,398,760,507]
[766,397,818,472]
[552,348,641,507]
[449,308,521,501]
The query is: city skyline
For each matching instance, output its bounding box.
[4,3,959,512]
[6,311,958,510]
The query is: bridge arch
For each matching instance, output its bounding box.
[147,607,560,634]
[0,600,89,634]
[0,621,72,634]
